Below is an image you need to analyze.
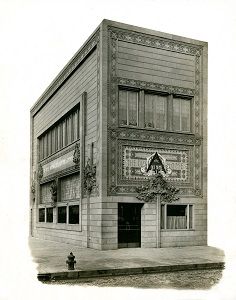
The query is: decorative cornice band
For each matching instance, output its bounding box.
[117,77,195,96]
[31,30,100,115]
[108,26,203,56]
[108,128,201,146]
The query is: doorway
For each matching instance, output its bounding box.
[118,203,142,248]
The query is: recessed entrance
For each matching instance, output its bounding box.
[118,203,142,248]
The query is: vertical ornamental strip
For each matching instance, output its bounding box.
[136,152,179,248]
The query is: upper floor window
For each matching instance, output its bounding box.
[119,89,139,127]
[39,106,80,161]
[118,87,192,133]
[173,97,191,132]
[144,93,167,130]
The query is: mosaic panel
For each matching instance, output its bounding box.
[122,146,189,183]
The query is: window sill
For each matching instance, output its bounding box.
[118,125,194,135]
[36,222,81,232]
[39,140,79,163]
[161,229,195,232]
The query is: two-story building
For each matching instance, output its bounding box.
[30,19,208,250]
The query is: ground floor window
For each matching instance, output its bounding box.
[161,204,193,230]
[38,208,45,222]
[46,207,53,223]
[57,205,80,224]
[58,206,67,223]
[69,205,79,224]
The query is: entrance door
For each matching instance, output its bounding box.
[118,203,142,248]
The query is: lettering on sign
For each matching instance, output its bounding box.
[42,150,75,177]
[122,146,190,183]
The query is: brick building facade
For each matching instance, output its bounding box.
[30,20,208,250]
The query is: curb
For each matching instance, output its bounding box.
[37,262,225,282]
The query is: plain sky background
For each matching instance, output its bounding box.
[0,0,236,299]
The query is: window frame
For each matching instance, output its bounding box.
[161,203,194,231]
[46,207,53,223]
[68,204,80,225]
[144,91,168,130]
[118,88,139,127]
[38,208,45,223]
[56,201,80,225]
[57,205,67,224]
[118,86,193,134]
[172,95,192,133]
[38,104,80,161]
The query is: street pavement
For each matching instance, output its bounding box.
[46,269,223,289]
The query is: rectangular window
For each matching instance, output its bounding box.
[58,206,67,223]
[47,132,51,156]
[51,128,56,154]
[161,204,193,230]
[71,113,75,142]
[69,205,79,224]
[119,89,138,126]
[55,125,58,152]
[173,97,191,132]
[59,124,63,149]
[39,208,45,222]
[66,116,72,145]
[118,87,193,133]
[43,135,47,159]
[46,207,53,223]
[38,105,80,161]
[62,120,66,147]
[39,137,43,160]
[145,94,167,129]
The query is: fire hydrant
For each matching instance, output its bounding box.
[66,252,76,270]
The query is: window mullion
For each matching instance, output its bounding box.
[136,92,139,126]
[187,204,190,229]
[126,91,129,125]
[168,94,173,131]
[180,99,182,131]
[164,204,167,229]
[139,90,144,128]
[66,203,69,225]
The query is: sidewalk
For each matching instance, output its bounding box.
[29,238,225,281]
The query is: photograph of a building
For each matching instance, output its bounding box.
[30,19,207,251]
